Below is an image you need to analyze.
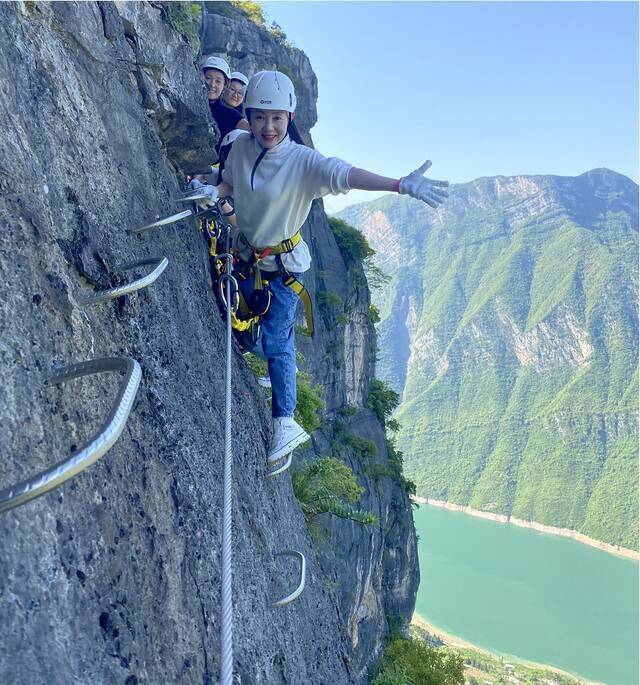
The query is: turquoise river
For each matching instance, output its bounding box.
[413,504,639,685]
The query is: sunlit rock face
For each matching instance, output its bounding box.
[338,169,639,550]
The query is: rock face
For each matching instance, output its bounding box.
[0,3,417,684]
[338,169,639,550]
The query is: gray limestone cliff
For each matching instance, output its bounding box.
[0,2,418,684]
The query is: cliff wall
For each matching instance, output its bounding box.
[0,2,417,683]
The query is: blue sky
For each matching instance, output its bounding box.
[261,1,639,211]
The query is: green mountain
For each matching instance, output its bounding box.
[337,169,639,550]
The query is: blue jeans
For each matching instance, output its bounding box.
[238,272,301,418]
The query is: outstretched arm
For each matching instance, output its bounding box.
[347,168,399,193]
[348,159,449,209]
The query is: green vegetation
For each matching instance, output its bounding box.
[295,370,324,434]
[368,303,381,324]
[337,171,639,549]
[292,456,376,526]
[329,217,375,263]
[268,21,290,46]
[332,420,378,460]
[410,624,585,685]
[231,0,265,25]
[367,378,400,429]
[372,637,465,685]
[162,2,201,54]
[243,354,323,434]
[316,290,343,309]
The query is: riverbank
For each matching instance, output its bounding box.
[412,496,639,561]
[411,613,604,685]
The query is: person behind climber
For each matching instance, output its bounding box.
[223,71,248,113]
[201,56,250,170]
[197,70,449,467]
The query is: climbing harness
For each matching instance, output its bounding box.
[0,357,141,514]
[234,231,314,337]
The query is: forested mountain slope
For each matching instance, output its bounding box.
[338,169,638,549]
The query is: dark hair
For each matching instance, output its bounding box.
[287,119,305,145]
[245,109,306,147]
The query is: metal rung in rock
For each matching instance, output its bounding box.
[271,551,306,608]
[130,209,192,234]
[0,357,142,514]
[77,257,168,306]
[267,451,293,478]
[176,192,210,203]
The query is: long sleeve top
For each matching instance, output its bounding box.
[222,134,352,272]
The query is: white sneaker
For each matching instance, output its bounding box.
[268,417,310,464]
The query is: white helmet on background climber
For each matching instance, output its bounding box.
[201,55,231,80]
[244,70,296,112]
[229,71,249,87]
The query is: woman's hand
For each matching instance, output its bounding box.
[399,160,449,208]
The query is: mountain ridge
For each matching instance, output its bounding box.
[337,168,638,549]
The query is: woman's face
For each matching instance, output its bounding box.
[250,109,289,148]
[203,69,226,101]
[223,79,245,109]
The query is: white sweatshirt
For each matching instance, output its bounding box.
[222,134,352,272]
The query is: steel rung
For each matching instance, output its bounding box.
[77,257,169,306]
[270,551,306,608]
[0,357,142,514]
[130,209,192,234]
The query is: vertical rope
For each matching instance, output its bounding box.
[220,226,234,685]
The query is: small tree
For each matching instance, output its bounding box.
[292,457,377,525]
[366,378,400,428]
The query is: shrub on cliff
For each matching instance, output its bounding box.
[292,456,376,526]
[162,2,201,55]
[329,217,375,264]
[372,638,465,685]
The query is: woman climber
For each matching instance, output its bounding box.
[195,70,449,468]
[222,71,249,114]
[201,56,250,168]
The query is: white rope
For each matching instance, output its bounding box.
[220,236,235,685]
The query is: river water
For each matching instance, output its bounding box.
[413,504,639,685]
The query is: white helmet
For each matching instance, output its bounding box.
[244,70,296,113]
[201,55,231,80]
[220,129,249,147]
[229,71,249,87]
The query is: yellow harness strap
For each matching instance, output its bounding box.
[281,272,314,337]
[253,230,303,258]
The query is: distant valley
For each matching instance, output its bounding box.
[337,168,639,549]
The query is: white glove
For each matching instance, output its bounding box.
[199,184,219,208]
[399,160,449,208]
[186,178,219,209]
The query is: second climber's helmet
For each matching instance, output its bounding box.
[201,55,231,80]
[244,71,296,113]
[229,71,249,87]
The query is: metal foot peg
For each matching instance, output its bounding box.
[0,357,142,514]
[130,209,192,234]
[77,257,169,306]
[270,551,306,608]
[176,192,210,203]
[267,451,293,478]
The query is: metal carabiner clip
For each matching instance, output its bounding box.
[218,273,239,313]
